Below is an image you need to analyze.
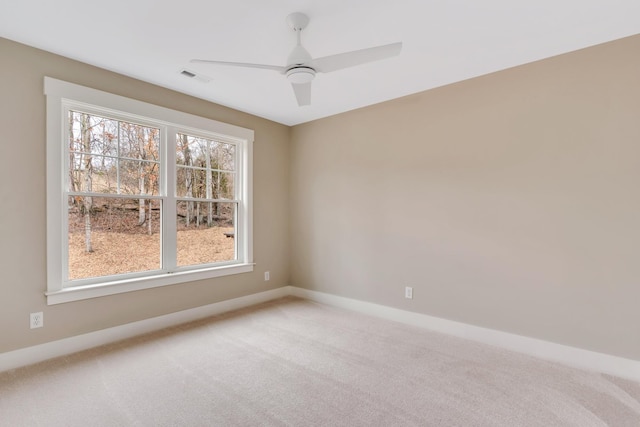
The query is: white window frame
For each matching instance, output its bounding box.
[45,77,254,305]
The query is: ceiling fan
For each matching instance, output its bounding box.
[191,12,402,107]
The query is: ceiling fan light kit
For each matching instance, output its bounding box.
[286,67,315,84]
[191,12,402,107]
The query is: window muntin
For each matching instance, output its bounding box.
[45,77,253,304]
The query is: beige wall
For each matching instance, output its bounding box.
[0,37,290,353]
[290,35,640,360]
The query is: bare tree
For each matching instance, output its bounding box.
[137,125,147,226]
[81,113,93,253]
[179,134,194,226]
[68,114,78,195]
[205,140,213,227]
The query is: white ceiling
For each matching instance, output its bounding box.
[1,1,639,126]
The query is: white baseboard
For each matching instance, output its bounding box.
[2,285,639,383]
[0,287,289,373]
[289,287,640,383]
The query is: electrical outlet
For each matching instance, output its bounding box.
[264,271,270,281]
[405,287,413,299]
[30,312,43,329]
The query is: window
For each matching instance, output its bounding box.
[45,78,253,304]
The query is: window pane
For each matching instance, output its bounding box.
[176,201,235,267]
[217,142,236,171]
[176,133,194,166]
[68,153,118,193]
[68,196,161,281]
[176,167,211,199]
[191,168,208,199]
[176,133,207,164]
[176,166,204,198]
[211,171,235,199]
[119,159,160,195]
[92,157,118,193]
[119,122,160,161]
[69,111,118,157]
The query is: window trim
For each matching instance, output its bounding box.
[45,77,254,305]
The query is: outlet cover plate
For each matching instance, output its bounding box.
[30,312,43,329]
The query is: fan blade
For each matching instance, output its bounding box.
[190,59,287,74]
[291,82,311,106]
[311,42,402,73]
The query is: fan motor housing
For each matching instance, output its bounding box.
[286,66,315,84]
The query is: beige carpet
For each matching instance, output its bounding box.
[1,297,639,426]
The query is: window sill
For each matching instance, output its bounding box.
[46,263,255,305]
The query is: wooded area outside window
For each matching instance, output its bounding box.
[45,78,254,305]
